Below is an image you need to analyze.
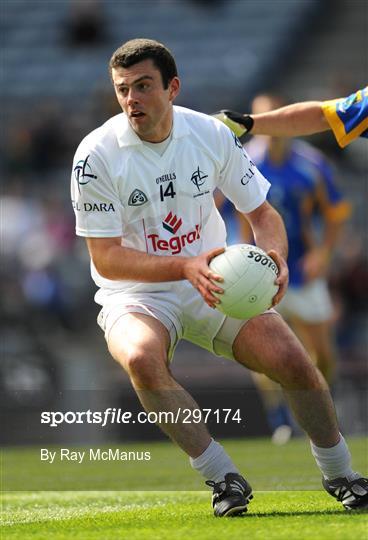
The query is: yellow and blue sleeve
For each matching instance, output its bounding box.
[322,87,368,147]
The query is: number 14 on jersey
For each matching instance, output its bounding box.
[160,181,176,201]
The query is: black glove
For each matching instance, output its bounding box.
[212,110,254,136]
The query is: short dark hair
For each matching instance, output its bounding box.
[109,38,178,89]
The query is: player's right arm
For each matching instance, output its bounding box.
[214,87,368,146]
[215,102,329,138]
[251,101,329,136]
[85,237,224,308]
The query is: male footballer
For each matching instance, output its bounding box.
[71,39,367,516]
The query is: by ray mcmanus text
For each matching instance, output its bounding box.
[40,447,152,464]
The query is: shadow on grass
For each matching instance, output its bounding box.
[237,509,368,518]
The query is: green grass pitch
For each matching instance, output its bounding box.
[2,437,367,539]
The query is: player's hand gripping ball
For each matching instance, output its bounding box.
[209,244,279,319]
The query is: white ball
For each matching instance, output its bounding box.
[209,244,279,319]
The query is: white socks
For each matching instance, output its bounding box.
[190,439,239,482]
[193,434,359,482]
[310,434,357,480]
[191,434,357,484]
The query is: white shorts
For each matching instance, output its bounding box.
[277,278,333,323]
[95,281,276,361]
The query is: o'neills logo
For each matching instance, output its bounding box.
[148,224,201,255]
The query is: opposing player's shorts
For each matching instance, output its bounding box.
[95,281,276,361]
[276,278,333,323]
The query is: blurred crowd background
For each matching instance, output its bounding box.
[1,0,367,445]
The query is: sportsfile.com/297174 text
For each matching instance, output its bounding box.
[40,408,243,428]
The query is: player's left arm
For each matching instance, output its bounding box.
[302,171,351,281]
[244,201,289,306]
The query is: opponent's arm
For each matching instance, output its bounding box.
[251,101,329,136]
[215,102,330,137]
[301,220,344,282]
[244,201,289,306]
[301,181,350,281]
[86,237,224,308]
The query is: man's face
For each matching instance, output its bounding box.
[112,59,180,142]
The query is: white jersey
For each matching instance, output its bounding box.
[71,106,270,293]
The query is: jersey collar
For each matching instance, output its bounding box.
[172,106,191,139]
[113,113,143,148]
[113,106,190,148]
